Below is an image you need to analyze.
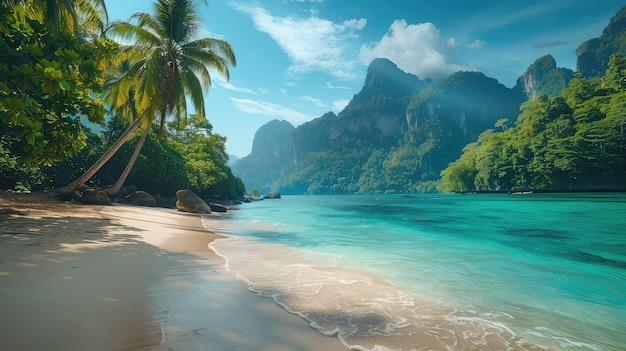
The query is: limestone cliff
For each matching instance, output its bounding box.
[576,5,626,77]
[513,55,573,100]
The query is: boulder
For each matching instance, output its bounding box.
[118,185,139,198]
[125,191,156,207]
[80,188,113,205]
[154,194,176,208]
[204,196,245,206]
[209,203,228,213]
[263,191,281,199]
[175,190,211,214]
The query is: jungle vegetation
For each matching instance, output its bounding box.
[439,54,626,192]
[0,0,245,199]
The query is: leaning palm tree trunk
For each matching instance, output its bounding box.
[59,118,142,196]
[105,125,149,196]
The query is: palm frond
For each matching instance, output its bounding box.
[187,37,237,67]
[181,66,206,121]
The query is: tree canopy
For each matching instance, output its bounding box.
[0,4,109,165]
[440,54,626,192]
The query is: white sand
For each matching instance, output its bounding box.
[0,191,346,351]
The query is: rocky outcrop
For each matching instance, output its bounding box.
[154,194,176,208]
[231,119,295,192]
[291,59,429,164]
[79,188,112,205]
[513,55,573,99]
[209,203,228,212]
[117,185,138,198]
[263,191,281,199]
[576,5,626,77]
[175,190,211,214]
[124,191,156,207]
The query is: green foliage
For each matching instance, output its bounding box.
[603,53,626,92]
[440,55,626,192]
[168,118,245,198]
[40,128,107,188]
[106,0,236,137]
[0,139,45,190]
[0,5,108,165]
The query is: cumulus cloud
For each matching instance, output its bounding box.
[233,3,366,79]
[230,98,313,125]
[466,39,487,49]
[300,96,327,107]
[360,20,475,80]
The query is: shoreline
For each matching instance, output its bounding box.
[0,191,346,351]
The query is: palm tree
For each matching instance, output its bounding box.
[19,0,108,36]
[60,0,236,196]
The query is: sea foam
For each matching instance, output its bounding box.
[209,236,547,351]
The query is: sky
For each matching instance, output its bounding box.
[104,0,624,159]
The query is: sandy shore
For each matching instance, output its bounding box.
[0,191,346,351]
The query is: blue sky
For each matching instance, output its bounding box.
[105,0,623,158]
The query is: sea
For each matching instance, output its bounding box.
[204,193,626,351]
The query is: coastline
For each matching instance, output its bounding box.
[0,191,346,351]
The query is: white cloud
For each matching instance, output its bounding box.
[300,96,327,107]
[233,4,366,79]
[324,81,350,89]
[219,81,256,94]
[360,20,475,80]
[230,97,313,125]
[333,99,350,112]
[466,39,487,49]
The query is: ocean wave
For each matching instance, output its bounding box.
[209,236,549,351]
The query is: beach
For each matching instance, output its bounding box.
[0,191,347,351]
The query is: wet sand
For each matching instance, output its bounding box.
[0,191,347,351]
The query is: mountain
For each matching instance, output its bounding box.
[514,55,574,99]
[365,71,525,192]
[576,5,626,77]
[233,60,523,194]
[291,59,428,164]
[227,154,239,166]
[232,6,626,194]
[230,119,294,191]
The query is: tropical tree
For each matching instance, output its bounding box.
[60,0,236,196]
[0,3,110,166]
[11,0,109,36]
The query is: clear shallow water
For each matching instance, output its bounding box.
[206,194,626,351]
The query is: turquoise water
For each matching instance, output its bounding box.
[207,194,626,351]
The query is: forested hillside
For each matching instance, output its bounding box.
[233,61,525,194]
[440,54,626,192]
[230,119,294,192]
